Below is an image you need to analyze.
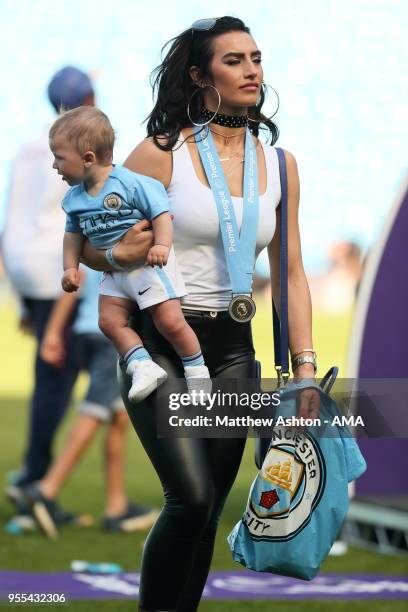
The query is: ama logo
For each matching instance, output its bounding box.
[246,427,326,541]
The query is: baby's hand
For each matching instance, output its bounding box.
[147,244,170,268]
[62,268,80,292]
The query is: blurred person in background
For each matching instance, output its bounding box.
[309,241,362,314]
[1,67,96,525]
[1,66,158,533]
[22,268,159,538]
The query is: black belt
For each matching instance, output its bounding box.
[181,308,229,320]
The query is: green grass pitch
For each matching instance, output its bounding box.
[0,295,406,611]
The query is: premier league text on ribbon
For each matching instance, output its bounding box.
[202,136,237,253]
[196,128,259,309]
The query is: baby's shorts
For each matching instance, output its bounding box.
[99,246,187,309]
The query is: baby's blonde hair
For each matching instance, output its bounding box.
[49,106,115,164]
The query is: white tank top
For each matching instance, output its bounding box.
[167,137,282,310]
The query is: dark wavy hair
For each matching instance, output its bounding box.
[145,16,279,150]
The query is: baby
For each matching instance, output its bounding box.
[50,106,210,403]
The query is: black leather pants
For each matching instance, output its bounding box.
[118,308,257,612]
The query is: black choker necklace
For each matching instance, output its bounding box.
[202,107,248,128]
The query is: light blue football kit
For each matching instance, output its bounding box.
[62,166,186,309]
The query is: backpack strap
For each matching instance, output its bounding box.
[274,147,290,383]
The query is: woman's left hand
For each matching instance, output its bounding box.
[294,363,320,419]
[297,387,320,419]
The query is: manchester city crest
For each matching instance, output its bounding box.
[103,193,123,211]
[245,427,326,540]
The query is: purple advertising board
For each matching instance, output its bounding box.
[347,176,408,495]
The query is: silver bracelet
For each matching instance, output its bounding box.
[291,348,316,359]
[105,247,126,271]
[291,354,317,373]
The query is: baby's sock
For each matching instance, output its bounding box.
[123,345,151,369]
[181,351,205,369]
[182,352,211,405]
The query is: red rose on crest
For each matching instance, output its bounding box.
[260,489,280,509]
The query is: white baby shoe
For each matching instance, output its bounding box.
[126,359,168,403]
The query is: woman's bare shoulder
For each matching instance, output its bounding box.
[270,146,299,186]
[281,149,299,186]
[123,136,173,187]
[279,148,300,210]
[281,148,297,168]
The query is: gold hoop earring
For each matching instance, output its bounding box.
[247,83,280,123]
[187,84,221,127]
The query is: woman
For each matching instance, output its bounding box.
[84,16,318,612]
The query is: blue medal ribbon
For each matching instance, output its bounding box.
[195,127,259,295]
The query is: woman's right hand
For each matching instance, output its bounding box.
[81,219,154,271]
[114,219,154,267]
